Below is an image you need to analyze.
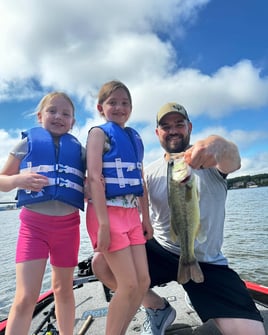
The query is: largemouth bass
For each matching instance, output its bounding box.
[167,153,204,284]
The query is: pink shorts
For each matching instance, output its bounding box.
[86,203,146,252]
[16,207,80,267]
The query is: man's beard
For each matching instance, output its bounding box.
[164,134,190,153]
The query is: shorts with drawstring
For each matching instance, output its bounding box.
[87,203,146,252]
[16,207,80,267]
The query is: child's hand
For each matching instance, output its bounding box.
[142,220,154,240]
[18,172,49,192]
[95,225,110,252]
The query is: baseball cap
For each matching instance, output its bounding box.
[156,102,190,125]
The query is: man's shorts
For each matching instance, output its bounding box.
[16,207,80,267]
[87,203,146,252]
[146,238,263,323]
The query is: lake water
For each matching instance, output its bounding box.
[0,186,267,320]
[223,186,268,286]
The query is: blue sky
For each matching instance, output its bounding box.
[1,0,268,200]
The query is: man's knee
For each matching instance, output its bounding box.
[91,252,110,278]
[92,252,117,291]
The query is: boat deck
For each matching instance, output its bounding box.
[29,276,268,335]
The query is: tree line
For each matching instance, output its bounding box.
[227,173,268,189]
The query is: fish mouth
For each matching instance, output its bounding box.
[180,175,191,184]
[170,157,192,183]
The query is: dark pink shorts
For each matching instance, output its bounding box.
[86,203,146,252]
[16,207,80,267]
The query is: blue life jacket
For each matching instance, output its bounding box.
[98,122,144,198]
[16,127,85,210]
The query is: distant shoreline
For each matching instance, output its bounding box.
[0,203,17,211]
[227,173,268,190]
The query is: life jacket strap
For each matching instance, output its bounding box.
[20,163,84,179]
[105,177,141,188]
[47,177,84,193]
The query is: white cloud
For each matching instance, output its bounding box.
[1,0,268,120]
[0,0,207,83]
[237,152,268,177]
[0,130,21,168]
[0,0,268,182]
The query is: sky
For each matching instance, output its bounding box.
[1,0,268,202]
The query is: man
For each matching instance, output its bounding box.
[92,103,265,335]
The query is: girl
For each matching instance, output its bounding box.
[0,92,85,335]
[86,80,153,335]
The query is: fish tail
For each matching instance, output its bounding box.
[177,258,204,284]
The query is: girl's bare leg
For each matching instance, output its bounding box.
[51,266,75,335]
[103,245,150,335]
[5,259,46,335]
[92,252,117,290]
[120,245,150,334]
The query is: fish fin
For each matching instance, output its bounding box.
[196,229,207,244]
[170,232,177,243]
[177,261,191,284]
[170,228,177,242]
[177,259,204,284]
[195,222,207,244]
[189,261,204,283]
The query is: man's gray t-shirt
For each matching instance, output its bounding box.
[144,156,228,265]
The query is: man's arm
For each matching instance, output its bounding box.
[184,135,241,174]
